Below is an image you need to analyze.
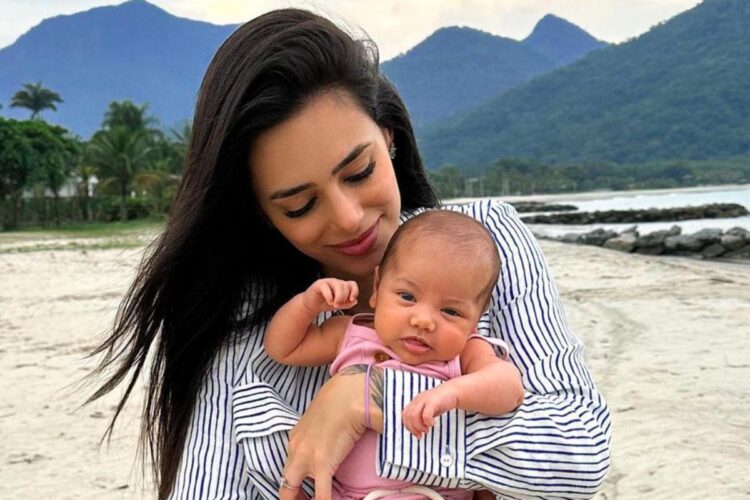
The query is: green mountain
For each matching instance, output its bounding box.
[419,0,750,168]
[381,19,604,127]
[522,14,607,66]
[0,0,236,136]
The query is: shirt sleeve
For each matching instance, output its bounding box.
[377,200,612,498]
[169,340,257,499]
[171,330,318,500]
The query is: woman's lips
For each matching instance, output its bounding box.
[330,219,380,257]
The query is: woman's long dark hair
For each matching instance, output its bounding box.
[89,8,438,498]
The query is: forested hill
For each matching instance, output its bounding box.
[381,18,604,127]
[0,0,236,137]
[419,0,750,168]
[522,14,607,66]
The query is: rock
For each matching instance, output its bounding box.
[635,229,672,248]
[561,233,580,244]
[726,227,750,242]
[621,225,639,236]
[664,234,704,252]
[666,225,682,237]
[511,202,578,213]
[521,203,748,224]
[723,245,750,259]
[721,234,745,251]
[579,228,619,246]
[603,233,637,252]
[692,228,723,244]
[701,243,726,259]
[635,245,663,255]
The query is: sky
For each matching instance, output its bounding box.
[0,0,703,60]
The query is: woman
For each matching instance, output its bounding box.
[91,9,611,500]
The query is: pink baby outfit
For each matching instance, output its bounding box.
[328,314,475,500]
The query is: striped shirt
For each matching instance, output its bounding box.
[170,200,612,499]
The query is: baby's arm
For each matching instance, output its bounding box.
[264,278,357,366]
[402,338,523,438]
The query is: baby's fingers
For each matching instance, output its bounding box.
[421,401,438,428]
[319,283,335,306]
[347,281,359,303]
[403,399,429,436]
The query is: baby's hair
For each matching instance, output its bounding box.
[378,210,501,311]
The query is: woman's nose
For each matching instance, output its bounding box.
[328,187,364,233]
[409,310,435,332]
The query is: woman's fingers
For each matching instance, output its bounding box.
[282,374,366,497]
[313,470,333,500]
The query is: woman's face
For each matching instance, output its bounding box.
[249,91,402,280]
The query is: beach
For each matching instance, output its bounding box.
[1,231,749,499]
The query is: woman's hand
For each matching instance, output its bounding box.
[280,368,382,499]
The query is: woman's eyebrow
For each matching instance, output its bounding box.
[269,142,371,200]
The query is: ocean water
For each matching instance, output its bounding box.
[466,185,750,237]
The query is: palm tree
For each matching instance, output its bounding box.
[73,160,97,222]
[87,126,152,221]
[103,100,158,133]
[11,82,63,120]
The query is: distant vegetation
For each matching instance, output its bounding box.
[428,158,750,199]
[420,0,750,168]
[0,84,188,230]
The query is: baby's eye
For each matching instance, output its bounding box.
[442,308,461,317]
[398,291,415,302]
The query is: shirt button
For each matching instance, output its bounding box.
[374,351,391,363]
[440,453,454,467]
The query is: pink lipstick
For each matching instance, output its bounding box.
[331,219,380,257]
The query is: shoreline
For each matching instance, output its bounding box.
[447,183,750,204]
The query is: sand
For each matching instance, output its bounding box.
[1,232,748,499]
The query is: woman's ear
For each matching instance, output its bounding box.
[368,266,380,309]
[380,127,394,149]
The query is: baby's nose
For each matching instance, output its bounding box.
[409,311,435,332]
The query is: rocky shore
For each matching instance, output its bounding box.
[549,225,750,260]
[521,203,748,224]
[510,201,577,213]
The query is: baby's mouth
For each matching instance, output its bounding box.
[401,336,431,354]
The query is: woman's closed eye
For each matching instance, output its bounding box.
[284,197,316,218]
[344,160,375,183]
[282,161,375,218]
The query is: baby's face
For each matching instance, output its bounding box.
[369,246,488,364]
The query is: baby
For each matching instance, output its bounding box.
[265,210,524,499]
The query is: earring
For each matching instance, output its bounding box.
[389,143,397,160]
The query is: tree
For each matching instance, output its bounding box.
[19,121,79,225]
[11,82,63,120]
[102,100,159,135]
[0,119,34,229]
[87,126,152,221]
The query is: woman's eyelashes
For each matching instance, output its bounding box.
[284,197,316,218]
[344,160,376,183]
[282,160,376,218]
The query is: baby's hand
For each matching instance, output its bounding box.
[401,385,459,439]
[302,278,358,313]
